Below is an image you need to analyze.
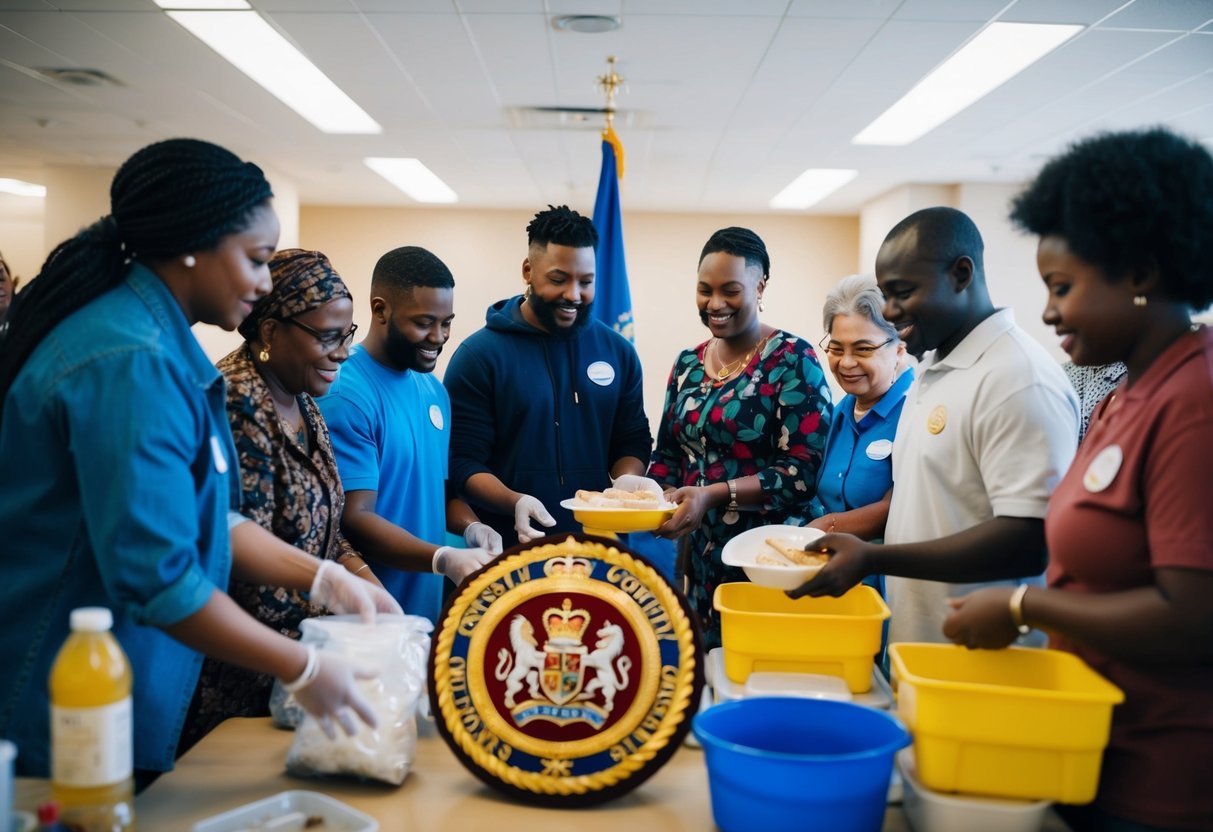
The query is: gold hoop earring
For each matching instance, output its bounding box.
[259,345,270,362]
[1133,295,1147,307]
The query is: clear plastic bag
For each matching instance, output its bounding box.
[283,613,432,785]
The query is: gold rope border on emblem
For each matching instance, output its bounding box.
[432,536,700,796]
[466,577,662,759]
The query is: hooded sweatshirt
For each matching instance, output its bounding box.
[445,295,652,546]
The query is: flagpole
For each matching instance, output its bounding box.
[591,56,633,342]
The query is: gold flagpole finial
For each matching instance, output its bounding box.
[597,56,625,179]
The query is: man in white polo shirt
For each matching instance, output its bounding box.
[792,206,1078,645]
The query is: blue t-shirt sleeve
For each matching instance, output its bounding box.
[318,391,382,493]
[65,349,216,628]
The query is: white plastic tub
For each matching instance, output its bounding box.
[192,790,378,832]
[898,749,1049,832]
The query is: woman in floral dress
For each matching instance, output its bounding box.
[650,227,833,649]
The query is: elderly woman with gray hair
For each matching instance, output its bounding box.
[808,274,912,543]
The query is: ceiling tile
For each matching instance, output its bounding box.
[1099,0,1213,30]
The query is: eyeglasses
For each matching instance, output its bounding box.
[818,334,895,359]
[284,318,358,351]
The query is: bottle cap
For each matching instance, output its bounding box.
[69,606,113,632]
[37,800,61,823]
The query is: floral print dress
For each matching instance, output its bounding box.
[649,330,833,650]
[179,344,360,752]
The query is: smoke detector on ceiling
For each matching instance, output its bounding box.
[36,68,124,87]
[552,15,620,33]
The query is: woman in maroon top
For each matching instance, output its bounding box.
[944,128,1213,832]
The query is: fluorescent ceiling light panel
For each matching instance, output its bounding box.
[853,22,1082,146]
[365,158,458,204]
[769,168,857,210]
[154,1,250,9]
[166,10,380,134]
[0,178,47,197]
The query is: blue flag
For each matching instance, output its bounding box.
[591,135,634,342]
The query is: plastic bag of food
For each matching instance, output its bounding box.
[284,613,432,785]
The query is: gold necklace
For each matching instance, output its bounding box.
[710,337,760,381]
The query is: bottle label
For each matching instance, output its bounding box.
[51,697,133,786]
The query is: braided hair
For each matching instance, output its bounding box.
[699,227,770,279]
[0,138,273,405]
[526,205,598,250]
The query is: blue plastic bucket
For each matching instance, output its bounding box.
[693,697,910,832]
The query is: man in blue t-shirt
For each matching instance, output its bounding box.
[445,206,654,549]
[319,247,501,623]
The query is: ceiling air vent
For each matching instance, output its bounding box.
[506,106,647,130]
[35,68,124,87]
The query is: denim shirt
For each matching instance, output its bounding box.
[0,264,237,775]
[814,366,914,515]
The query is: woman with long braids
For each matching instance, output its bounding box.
[649,227,833,649]
[0,139,399,779]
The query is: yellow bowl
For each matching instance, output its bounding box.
[569,507,675,533]
[560,498,675,534]
[889,643,1123,803]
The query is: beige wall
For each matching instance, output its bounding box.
[857,181,1066,364]
[295,206,860,431]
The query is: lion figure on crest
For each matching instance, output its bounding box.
[579,621,632,713]
[495,615,546,707]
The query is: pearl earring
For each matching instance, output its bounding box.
[183,255,196,268]
[524,284,532,299]
[758,297,765,312]
[1133,295,1147,307]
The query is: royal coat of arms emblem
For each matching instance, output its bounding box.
[430,534,702,806]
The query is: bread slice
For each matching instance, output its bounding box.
[575,487,662,509]
[763,537,829,566]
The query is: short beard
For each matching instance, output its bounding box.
[384,317,438,373]
[528,294,592,338]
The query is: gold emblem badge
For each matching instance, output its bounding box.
[927,405,947,434]
[430,534,703,806]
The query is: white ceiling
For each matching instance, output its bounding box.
[0,0,1211,218]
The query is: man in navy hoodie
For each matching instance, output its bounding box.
[445,205,653,548]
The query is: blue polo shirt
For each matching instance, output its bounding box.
[816,367,914,514]
[0,264,236,775]
[317,346,448,624]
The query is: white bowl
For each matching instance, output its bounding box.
[898,749,1049,832]
[720,524,828,590]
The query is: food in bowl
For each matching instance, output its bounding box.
[573,487,663,509]
[720,525,829,589]
[758,537,830,566]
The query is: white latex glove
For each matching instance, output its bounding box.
[310,560,403,624]
[285,644,378,739]
[433,545,497,585]
[610,474,666,500]
[463,521,503,554]
[514,494,556,543]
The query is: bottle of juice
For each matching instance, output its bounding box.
[49,607,136,831]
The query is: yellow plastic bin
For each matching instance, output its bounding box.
[888,643,1124,803]
[713,583,889,693]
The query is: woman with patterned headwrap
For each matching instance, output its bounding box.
[180,248,384,750]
